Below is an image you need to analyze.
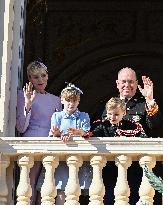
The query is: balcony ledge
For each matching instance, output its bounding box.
[0,137,162,161]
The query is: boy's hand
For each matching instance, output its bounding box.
[51,126,61,137]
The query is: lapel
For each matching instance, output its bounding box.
[126,97,137,109]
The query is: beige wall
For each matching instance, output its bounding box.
[0,0,25,136]
[0,0,5,95]
[8,0,25,136]
[0,0,14,136]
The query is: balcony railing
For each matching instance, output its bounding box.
[0,137,163,205]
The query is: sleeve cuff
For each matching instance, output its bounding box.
[24,107,31,115]
[146,101,159,116]
[146,99,155,109]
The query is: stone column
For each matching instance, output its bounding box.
[8,0,26,136]
[139,155,156,205]
[0,0,14,136]
[88,155,107,205]
[16,155,34,205]
[41,155,59,205]
[0,154,10,205]
[65,155,83,205]
[114,155,132,205]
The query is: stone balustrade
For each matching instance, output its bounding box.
[0,137,163,205]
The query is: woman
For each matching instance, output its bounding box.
[16,60,62,204]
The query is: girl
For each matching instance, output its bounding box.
[37,83,92,205]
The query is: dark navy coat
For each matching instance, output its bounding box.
[101,97,163,138]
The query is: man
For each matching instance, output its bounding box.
[101,67,163,205]
[102,67,163,137]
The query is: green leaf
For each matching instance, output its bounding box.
[144,164,163,194]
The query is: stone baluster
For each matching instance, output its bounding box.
[41,155,59,205]
[0,154,10,205]
[114,155,132,205]
[16,155,34,205]
[139,155,156,205]
[65,155,83,205]
[88,155,107,205]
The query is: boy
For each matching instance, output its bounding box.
[92,97,147,205]
[92,97,147,137]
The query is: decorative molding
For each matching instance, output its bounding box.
[0,138,162,161]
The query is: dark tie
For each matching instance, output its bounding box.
[112,124,118,132]
[124,98,128,104]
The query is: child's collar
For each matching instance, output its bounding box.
[62,109,80,118]
[111,122,120,127]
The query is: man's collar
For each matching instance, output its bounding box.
[120,96,132,100]
[120,96,132,103]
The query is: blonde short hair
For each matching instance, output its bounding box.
[27,61,48,78]
[106,97,126,112]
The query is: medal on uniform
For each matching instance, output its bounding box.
[132,112,141,122]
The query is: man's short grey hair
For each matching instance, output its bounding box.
[118,67,137,80]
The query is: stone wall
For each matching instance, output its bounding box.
[24,1,163,124]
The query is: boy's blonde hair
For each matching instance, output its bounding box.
[27,61,48,78]
[106,97,126,112]
[61,83,83,102]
